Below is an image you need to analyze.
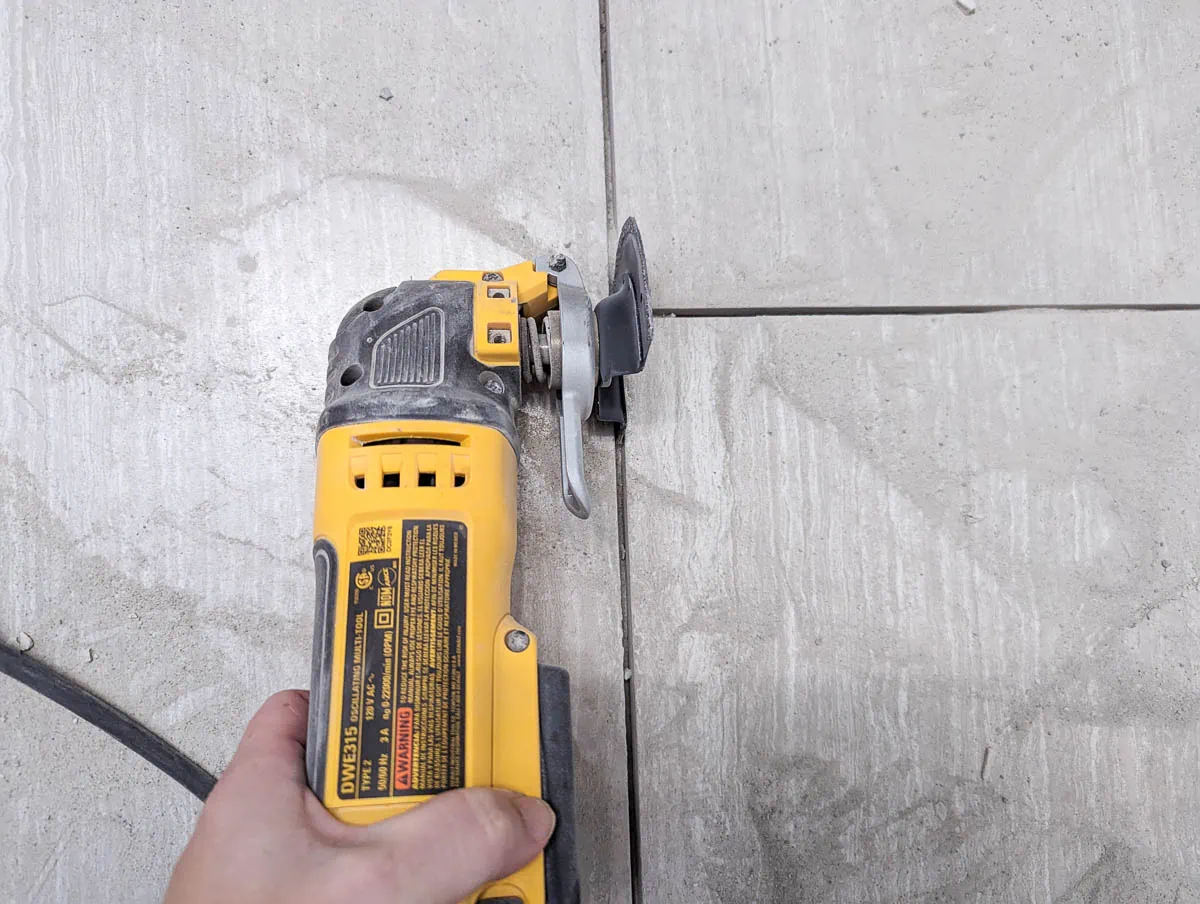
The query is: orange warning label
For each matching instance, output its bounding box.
[394,705,414,790]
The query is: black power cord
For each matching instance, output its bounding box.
[0,640,216,801]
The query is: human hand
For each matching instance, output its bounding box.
[164,690,555,904]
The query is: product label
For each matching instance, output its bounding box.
[336,520,467,799]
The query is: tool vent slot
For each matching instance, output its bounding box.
[360,437,461,447]
[418,472,436,487]
[382,473,400,487]
[370,307,445,388]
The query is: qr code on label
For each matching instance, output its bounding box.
[357,525,392,556]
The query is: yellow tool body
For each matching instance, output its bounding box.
[313,420,542,900]
[307,221,652,904]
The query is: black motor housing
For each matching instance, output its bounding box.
[319,281,524,451]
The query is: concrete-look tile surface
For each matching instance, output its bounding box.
[0,683,200,904]
[0,2,630,902]
[609,1,1200,311]
[517,415,632,904]
[625,314,1200,902]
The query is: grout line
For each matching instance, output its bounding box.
[613,423,644,904]
[654,303,1200,318]
[597,0,642,898]
[598,0,619,257]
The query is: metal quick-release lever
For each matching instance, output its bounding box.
[520,218,653,519]
[538,254,595,519]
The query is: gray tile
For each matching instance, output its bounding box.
[609,2,1200,310]
[519,407,631,904]
[0,2,627,901]
[0,681,200,904]
[625,314,1200,901]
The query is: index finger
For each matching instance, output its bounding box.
[215,689,311,796]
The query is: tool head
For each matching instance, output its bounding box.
[318,221,654,521]
[523,217,654,518]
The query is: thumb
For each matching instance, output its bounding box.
[361,787,556,904]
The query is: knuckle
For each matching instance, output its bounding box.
[234,689,309,760]
[264,688,308,712]
[460,789,524,857]
[360,847,407,894]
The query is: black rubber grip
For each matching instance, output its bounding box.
[538,665,581,904]
[306,540,338,795]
